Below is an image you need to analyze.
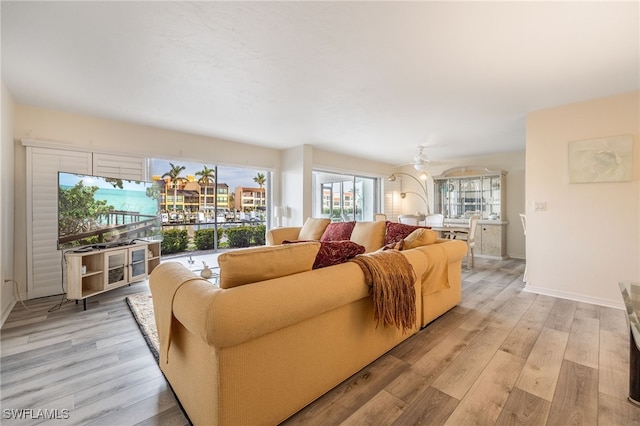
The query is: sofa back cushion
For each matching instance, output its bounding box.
[350,221,386,253]
[320,221,356,242]
[218,242,321,289]
[298,217,331,240]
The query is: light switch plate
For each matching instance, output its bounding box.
[534,201,547,211]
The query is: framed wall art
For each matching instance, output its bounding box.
[568,135,633,183]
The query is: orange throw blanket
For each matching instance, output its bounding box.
[350,251,417,333]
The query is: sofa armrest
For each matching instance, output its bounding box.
[412,239,467,294]
[266,226,303,245]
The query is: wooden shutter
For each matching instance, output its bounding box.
[27,147,92,298]
[383,178,402,222]
[93,153,146,180]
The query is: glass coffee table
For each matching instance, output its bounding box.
[619,281,640,405]
[185,263,220,286]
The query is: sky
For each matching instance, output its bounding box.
[58,172,154,191]
[149,159,268,190]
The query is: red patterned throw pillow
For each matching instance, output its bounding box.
[313,240,365,269]
[282,239,365,269]
[384,221,431,246]
[320,221,356,242]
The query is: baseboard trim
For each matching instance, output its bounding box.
[0,300,17,328]
[523,284,624,310]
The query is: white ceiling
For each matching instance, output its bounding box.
[2,1,638,166]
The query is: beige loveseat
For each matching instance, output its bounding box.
[150,220,467,425]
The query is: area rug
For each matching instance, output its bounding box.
[125,293,159,362]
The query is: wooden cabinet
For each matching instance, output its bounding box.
[434,167,508,259]
[65,241,160,309]
[479,223,506,258]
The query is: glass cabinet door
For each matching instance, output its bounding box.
[105,250,127,287]
[433,168,506,221]
[459,177,481,218]
[482,176,502,220]
[129,247,148,281]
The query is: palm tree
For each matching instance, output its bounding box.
[162,163,186,213]
[195,165,216,213]
[229,192,236,221]
[253,173,266,209]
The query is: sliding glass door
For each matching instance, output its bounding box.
[313,171,379,222]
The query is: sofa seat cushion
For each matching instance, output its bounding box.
[298,217,331,240]
[320,221,356,242]
[350,221,386,253]
[384,221,430,246]
[313,240,365,269]
[218,242,321,289]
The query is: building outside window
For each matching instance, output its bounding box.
[313,171,379,222]
[150,158,271,229]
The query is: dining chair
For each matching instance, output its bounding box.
[374,213,387,222]
[398,215,420,225]
[519,213,527,282]
[452,215,479,269]
[424,213,444,227]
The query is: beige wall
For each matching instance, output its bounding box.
[525,91,639,308]
[1,82,16,324]
[395,150,526,259]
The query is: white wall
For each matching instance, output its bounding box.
[313,148,395,178]
[11,104,406,298]
[280,145,309,227]
[525,91,639,308]
[395,150,526,259]
[1,81,16,325]
[12,105,283,299]
[279,146,396,226]
[14,104,281,169]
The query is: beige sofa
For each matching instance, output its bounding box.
[150,220,467,425]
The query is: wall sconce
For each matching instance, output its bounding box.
[389,172,430,214]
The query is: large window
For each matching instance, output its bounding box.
[149,159,271,252]
[312,171,379,222]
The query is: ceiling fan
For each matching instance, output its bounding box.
[411,146,436,171]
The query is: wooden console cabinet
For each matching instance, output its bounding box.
[65,241,161,309]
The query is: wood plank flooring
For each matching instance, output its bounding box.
[2,257,639,425]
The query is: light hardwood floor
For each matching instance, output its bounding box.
[2,258,639,425]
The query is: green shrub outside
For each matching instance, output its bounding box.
[252,224,266,246]
[161,228,189,254]
[226,226,253,248]
[193,227,224,250]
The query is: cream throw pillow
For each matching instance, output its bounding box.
[403,228,438,249]
[218,242,321,289]
[350,221,386,253]
[298,217,331,240]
